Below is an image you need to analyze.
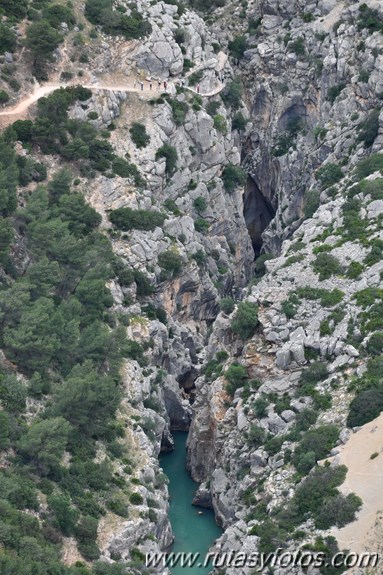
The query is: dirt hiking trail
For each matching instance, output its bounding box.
[0,54,227,127]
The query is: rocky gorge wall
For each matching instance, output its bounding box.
[42,0,383,569]
[59,2,255,564]
[186,1,383,573]
[0,0,255,568]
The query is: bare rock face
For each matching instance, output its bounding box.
[163,384,192,430]
[231,0,383,253]
[185,0,383,570]
[192,482,213,508]
[130,1,222,79]
[107,514,173,563]
[133,26,184,77]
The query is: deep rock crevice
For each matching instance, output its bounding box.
[243,175,276,257]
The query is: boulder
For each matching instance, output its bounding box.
[192,483,212,508]
[266,413,287,434]
[280,409,296,423]
[275,348,290,369]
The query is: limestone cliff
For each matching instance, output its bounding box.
[187,1,383,572]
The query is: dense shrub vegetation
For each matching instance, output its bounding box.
[158,249,183,279]
[85,0,152,39]
[254,253,274,277]
[348,387,383,427]
[108,207,165,231]
[293,465,361,528]
[294,286,344,307]
[316,163,343,189]
[193,196,207,213]
[43,3,76,29]
[357,109,380,147]
[0,23,17,53]
[327,82,346,104]
[298,362,329,394]
[219,297,235,315]
[251,464,361,554]
[26,20,64,78]
[222,163,246,192]
[206,101,221,117]
[155,144,178,176]
[129,122,150,148]
[225,363,248,396]
[188,70,203,86]
[231,301,259,339]
[272,118,303,157]
[4,88,144,185]
[355,153,383,179]
[168,98,189,125]
[303,189,320,218]
[357,3,383,33]
[188,0,226,9]
[293,425,339,473]
[347,357,383,427]
[213,114,227,134]
[194,217,209,233]
[288,37,305,55]
[232,112,248,131]
[221,78,243,110]
[312,253,343,280]
[228,35,248,60]
[0,76,157,570]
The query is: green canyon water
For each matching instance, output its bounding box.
[160,431,222,575]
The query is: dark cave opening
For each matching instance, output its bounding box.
[243,175,276,258]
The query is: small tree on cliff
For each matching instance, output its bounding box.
[231,301,259,339]
[26,21,63,79]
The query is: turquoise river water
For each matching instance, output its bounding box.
[159,431,222,575]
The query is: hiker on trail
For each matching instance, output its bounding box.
[197,84,200,94]
[149,82,152,90]
[140,82,144,91]
[158,80,161,90]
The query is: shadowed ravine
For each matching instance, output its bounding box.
[160,432,222,575]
